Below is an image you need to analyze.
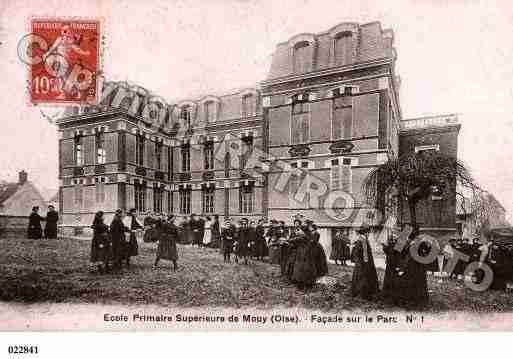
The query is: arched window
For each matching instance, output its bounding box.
[293,41,312,74]
[334,32,353,66]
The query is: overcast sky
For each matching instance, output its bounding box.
[0,0,512,221]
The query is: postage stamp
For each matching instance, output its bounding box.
[21,18,101,105]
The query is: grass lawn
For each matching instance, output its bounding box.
[0,236,512,312]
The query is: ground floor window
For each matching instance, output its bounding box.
[153,185,163,213]
[179,189,191,214]
[239,184,254,214]
[202,187,215,214]
[134,181,147,212]
[95,177,106,204]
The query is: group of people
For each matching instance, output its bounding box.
[27,205,59,239]
[90,208,178,273]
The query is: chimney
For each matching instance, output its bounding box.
[19,170,28,185]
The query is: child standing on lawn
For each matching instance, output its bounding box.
[221,219,236,263]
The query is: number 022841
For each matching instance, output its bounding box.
[7,346,39,355]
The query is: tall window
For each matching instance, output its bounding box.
[180,106,192,129]
[224,152,231,177]
[330,158,352,192]
[155,141,163,170]
[179,188,191,214]
[96,131,106,164]
[204,101,215,123]
[293,41,312,73]
[204,141,214,170]
[332,93,352,140]
[239,184,254,214]
[202,186,215,214]
[181,144,190,172]
[95,177,106,204]
[134,180,146,212]
[74,182,83,208]
[167,191,173,213]
[291,97,310,144]
[136,134,145,166]
[240,137,253,170]
[242,95,255,118]
[153,185,163,213]
[74,135,83,166]
[289,164,307,208]
[334,32,353,66]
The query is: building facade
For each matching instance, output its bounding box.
[56,21,460,252]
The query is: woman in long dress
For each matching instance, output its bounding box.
[203,216,213,247]
[254,219,267,260]
[154,215,179,271]
[90,211,111,273]
[309,224,328,278]
[211,215,221,249]
[291,228,317,290]
[350,228,379,300]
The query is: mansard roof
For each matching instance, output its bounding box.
[267,21,396,80]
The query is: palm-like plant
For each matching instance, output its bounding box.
[362,151,480,231]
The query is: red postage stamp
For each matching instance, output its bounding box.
[23,18,101,105]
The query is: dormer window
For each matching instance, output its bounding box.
[293,41,312,73]
[204,101,216,123]
[180,105,192,128]
[334,31,353,66]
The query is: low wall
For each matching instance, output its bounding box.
[0,215,29,238]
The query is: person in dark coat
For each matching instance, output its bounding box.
[143,214,158,243]
[190,214,204,247]
[154,215,179,270]
[393,228,429,306]
[27,206,45,239]
[179,216,192,245]
[221,219,236,263]
[282,219,302,279]
[90,211,111,273]
[125,208,142,267]
[266,219,281,264]
[309,224,328,278]
[330,229,350,265]
[236,218,252,265]
[44,205,59,239]
[382,234,402,300]
[291,228,317,290]
[254,219,267,260]
[212,215,221,249]
[110,209,129,270]
[350,228,379,300]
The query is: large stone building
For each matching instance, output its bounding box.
[56,21,460,252]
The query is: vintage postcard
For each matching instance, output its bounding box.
[1,0,513,334]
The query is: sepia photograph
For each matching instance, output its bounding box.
[0,0,512,333]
